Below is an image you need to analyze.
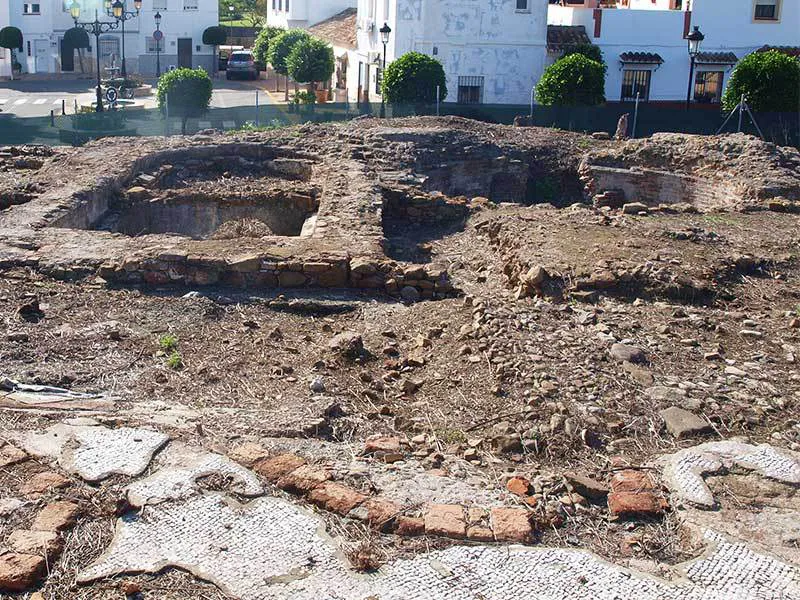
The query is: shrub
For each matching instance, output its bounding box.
[268,29,310,76]
[202,25,227,47]
[252,26,284,66]
[562,43,603,65]
[722,50,800,113]
[535,54,606,106]
[286,37,334,86]
[381,52,447,105]
[157,68,213,134]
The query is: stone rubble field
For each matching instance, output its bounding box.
[1,117,800,599]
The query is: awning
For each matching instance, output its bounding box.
[695,52,737,65]
[619,52,664,65]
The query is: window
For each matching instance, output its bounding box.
[754,0,780,20]
[99,37,120,63]
[183,0,197,10]
[23,3,41,14]
[694,71,723,103]
[458,76,484,104]
[621,69,651,102]
[285,0,289,10]
[146,37,162,53]
[516,0,529,10]
[153,0,167,9]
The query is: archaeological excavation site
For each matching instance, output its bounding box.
[1,116,800,599]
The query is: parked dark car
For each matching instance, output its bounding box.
[226,50,259,80]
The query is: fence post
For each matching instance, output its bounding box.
[62,99,66,116]
[165,92,169,136]
[74,98,78,114]
[530,86,534,118]
[255,90,259,127]
[737,94,745,132]
[436,85,440,117]
[50,110,55,127]
[632,92,640,139]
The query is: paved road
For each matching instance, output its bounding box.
[0,78,276,117]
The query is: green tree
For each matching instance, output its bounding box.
[286,37,334,91]
[381,52,447,105]
[157,67,213,134]
[252,25,284,66]
[722,50,800,113]
[268,29,310,76]
[220,0,266,26]
[203,26,227,75]
[561,42,603,65]
[0,26,23,80]
[535,54,606,106]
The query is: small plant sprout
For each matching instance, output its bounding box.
[166,351,183,370]
[159,334,178,352]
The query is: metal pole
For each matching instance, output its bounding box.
[94,15,104,112]
[685,55,695,111]
[255,90,259,126]
[737,93,745,132]
[62,98,66,115]
[632,91,640,139]
[156,22,161,78]
[50,110,55,127]
[436,85,440,117]
[120,13,126,78]
[530,86,534,118]
[380,41,386,118]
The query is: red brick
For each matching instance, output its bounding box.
[610,469,657,493]
[490,507,534,543]
[0,444,27,469]
[7,530,63,558]
[505,476,531,497]
[20,471,70,497]
[395,516,425,537]
[607,491,668,517]
[277,465,330,495]
[360,498,402,530]
[467,526,495,542]
[307,482,368,516]
[228,443,270,468]
[31,501,80,532]
[0,552,46,592]
[363,435,402,456]
[254,454,306,482]
[424,504,466,539]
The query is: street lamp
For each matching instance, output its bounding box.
[154,11,162,78]
[379,22,391,118]
[105,0,141,79]
[685,25,704,110]
[71,0,121,112]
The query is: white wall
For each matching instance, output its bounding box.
[351,0,548,105]
[692,0,799,52]
[0,0,12,76]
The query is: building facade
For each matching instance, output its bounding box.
[548,0,799,105]
[266,0,355,30]
[348,0,549,106]
[2,0,217,76]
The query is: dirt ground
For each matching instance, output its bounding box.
[1,118,799,598]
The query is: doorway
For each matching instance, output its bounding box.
[178,38,192,68]
[60,39,74,72]
[34,39,49,73]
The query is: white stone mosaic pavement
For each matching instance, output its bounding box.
[16,424,169,482]
[79,492,800,600]
[659,441,800,508]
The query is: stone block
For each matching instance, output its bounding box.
[20,471,70,497]
[31,501,80,532]
[0,444,27,468]
[564,472,608,502]
[278,271,307,287]
[302,262,331,274]
[490,507,534,543]
[228,255,262,273]
[7,529,63,557]
[0,552,46,592]
[659,406,712,439]
[424,504,466,539]
[317,267,347,287]
[308,482,368,516]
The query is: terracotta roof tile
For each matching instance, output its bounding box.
[308,8,357,50]
[619,52,664,64]
[696,52,738,64]
[547,25,591,51]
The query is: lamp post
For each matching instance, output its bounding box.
[379,22,391,118]
[154,11,162,78]
[105,0,141,79]
[70,0,121,112]
[685,25,704,110]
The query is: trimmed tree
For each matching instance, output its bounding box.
[381,52,447,105]
[252,25,284,67]
[722,50,800,113]
[268,29,311,100]
[0,26,23,80]
[286,37,334,98]
[561,42,603,65]
[535,53,606,106]
[157,67,213,135]
[202,26,227,75]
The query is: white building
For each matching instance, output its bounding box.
[348,0,549,106]
[2,0,218,76]
[549,0,800,105]
[266,0,355,30]
[0,0,14,77]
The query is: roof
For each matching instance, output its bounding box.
[547,25,591,51]
[757,45,800,58]
[619,52,664,64]
[307,8,357,50]
[695,52,738,65]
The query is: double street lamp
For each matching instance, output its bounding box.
[685,25,705,110]
[154,11,162,78]
[70,1,120,112]
[104,0,142,79]
[378,22,391,118]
